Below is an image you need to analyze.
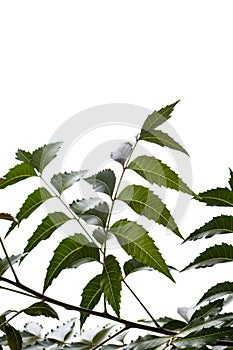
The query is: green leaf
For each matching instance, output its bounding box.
[124,258,152,277]
[46,318,76,342]
[93,227,106,245]
[85,169,116,197]
[229,168,233,190]
[139,129,189,155]
[31,142,62,173]
[73,202,109,228]
[190,299,224,321]
[118,185,182,238]
[185,215,233,241]
[101,255,122,317]
[141,101,180,132]
[0,213,17,222]
[70,198,101,214]
[157,317,187,331]
[5,325,22,350]
[24,302,59,319]
[80,275,102,328]
[0,164,37,189]
[111,142,133,166]
[128,155,193,195]
[125,334,170,350]
[51,170,87,194]
[92,325,114,345]
[198,282,233,304]
[174,326,233,349]
[6,187,53,237]
[44,234,100,291]
[110,220,173,281]
[197,187,233,207]
[23,212,71,257]
[183,243,233,270]
[0,255,21,277]
[16,149,32,164]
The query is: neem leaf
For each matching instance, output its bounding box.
[0,213,17,222]
[80,275,102,328]
[23,212,71,258]
[190,299,224,321]
[24,302,59,319]
[184,215,233,241]
[16,149,32,164]
[72,201,109,228]
[44,234,100,291]
[139,129,189,155]
[198,282,233,304]
[6,187,53,237]
[4,325,22,350]
[101,255,122,317]
[85,169,116,197]
[111,220,173,281]
[125,334,170,350]
[46,319,76,342]
[118,185,182,238]
[124,258,151,277]
[128,155,194,195]
[183,243,233,270]
[141,101,180,132]
[31,142,62,173]
[197,187,233,207]
[111,142,133,166]
[0,164,37,189]
[51,170,87,194]
[0,255,21,277]
[70,198,101,214]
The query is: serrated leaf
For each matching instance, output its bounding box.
[197,187,233,207]
[80,275,102,328]
[46,319,76,342]
[101,255,122,317]
[141,101,180,132]
[183,243,233,270]
[6,187,53,237]
[185,215,233,242]
[5,325,22,350]
[0,213,17,222]
[199,282,233,304]
[157,317,187,331]
[118,185,182,238]
[111,142,133,166]
[44,234,100,291]
[24,302,59,319]
[229,168,233,190]
[110,220,173,281]
[93,227,107,245]
[16,149,32,164]
[85,169,116,198]
[174,326,233,349]
[51,170,87,194]
[123,258,152,277]
[23,212,71,258]
[125,334,170,350]
[0,255,21,277]
[78,202,109,228]
[31,142,62,173]
[139,129,189,155]
[0,163,37,189]
[128,155,193,195]
[190,299,224,321]
[70,198,101,214]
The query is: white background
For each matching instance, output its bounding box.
[0,0,233,338]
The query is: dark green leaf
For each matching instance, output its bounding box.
[0,255,21,277]
[118,185,182,238]
[141,101,180,132]
[31,142,62,173]
[24,302,59,319]
[5,325,22,350]
[229,168,233,190]
[157,317,187,331]
[0,164,37,189]
[80,275,102,328]
[23,212,71,258]
[128,155,193,195]
[197,187,233,207]
[101,255,122,317]
[85,169,116,197]
[111,220,173,281]
[185,215,233,242]
[183,243,233,270]
[0,213,17,222]
[198,282,233,304]
[6,187,53,237]
[123,258,152,277]
[44,234,100,291]
[111,142,133,166]
[16,149,32,164]
[139,129,189,155]
[72,202,109,228]
[190,299,224,321]
[51,170,87,194]
[125,334,170,350]
[46,319,76,342]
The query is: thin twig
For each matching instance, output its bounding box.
[0,237,19,283]
[0,285,39,299]
[0,310,24,328]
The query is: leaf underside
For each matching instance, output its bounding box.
[0,255,21,278]
[111,142,133,166]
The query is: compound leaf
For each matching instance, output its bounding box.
[24,302,59,319]
[111,220,173,281]
[128,155,193,195]
[51,170,87,194]
[44,234,100,291]
[85,169,116,197]
[197,187,233,207]
[118,185,182,238]
[0,164,37,189]
[31,142,62,173]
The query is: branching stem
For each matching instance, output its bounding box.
[0,236,19,283]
